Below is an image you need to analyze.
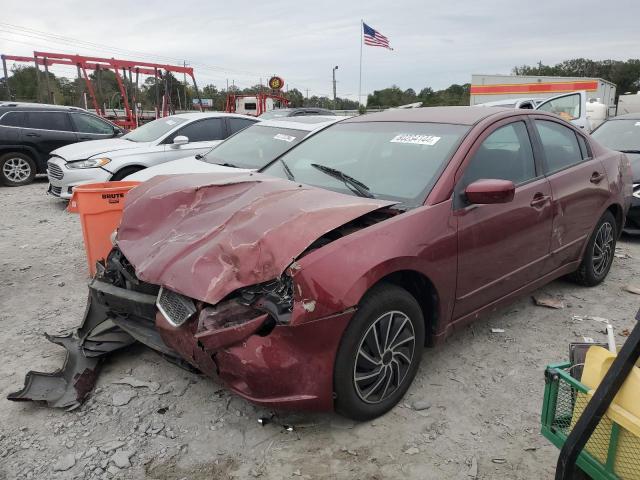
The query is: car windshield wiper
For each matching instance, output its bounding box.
[280,158,295,180]
[619,149,640,154]
[310,163,374,198]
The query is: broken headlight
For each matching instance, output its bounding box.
[236,276,294,321]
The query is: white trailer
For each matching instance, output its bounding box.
[470,74,616,116]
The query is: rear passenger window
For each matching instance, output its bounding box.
[25,112,72,132]
[576,134,590,159]
[462,121,536,187]
[0,111,25,127]
[535,120,583,173]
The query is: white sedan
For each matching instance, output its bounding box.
[125,116,346,181]
[46,112,258,198]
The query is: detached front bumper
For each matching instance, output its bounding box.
[47,157,112,199]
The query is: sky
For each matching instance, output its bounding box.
[1,0,639,102]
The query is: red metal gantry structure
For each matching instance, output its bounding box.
[1,51,203,129]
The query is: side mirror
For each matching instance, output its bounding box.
[465,179,515,204]
[172,135,189,146]
[113,127,124,137]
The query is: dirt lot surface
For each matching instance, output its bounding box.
[1,178,639,480]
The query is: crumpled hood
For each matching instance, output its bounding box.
[52,138,150,161]
[117,172,395,304]
[125,156,252,182]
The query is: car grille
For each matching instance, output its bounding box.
[47,161,64,180]
[156,287,197,327]
[49,185,62,196]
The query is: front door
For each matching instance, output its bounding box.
[161,118,227,164]
[453,119,553,319]
[536,91,590,131]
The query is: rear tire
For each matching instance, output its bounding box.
[334,283,425,421]
[0,152,36,186]
[570,211,617,286]
[110,166,144,181]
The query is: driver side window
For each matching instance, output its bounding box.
[462,121,536,188]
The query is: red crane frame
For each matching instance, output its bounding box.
[1,51,203,129]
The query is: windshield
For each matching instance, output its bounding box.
[262,121,469,207]
[259,109,292,120]
[123,117,187,142]
[591,119,640,151]
[203,125,308,168]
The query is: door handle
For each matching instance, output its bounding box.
[25,133,40,137]
[530,193,551,207]
[590,172,605,184]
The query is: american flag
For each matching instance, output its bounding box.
[363,22,393,50]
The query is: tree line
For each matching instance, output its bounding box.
[366,58,640,108]
[0,66,359,111]
[2,58,639,111]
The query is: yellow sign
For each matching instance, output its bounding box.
[268,76,284,90]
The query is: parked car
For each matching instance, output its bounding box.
[590,112,640,233]
[46,112,258,198]
[11,107,631,421]
[125,116,344,181]
[259,107,335,119]
[0,103,123,187]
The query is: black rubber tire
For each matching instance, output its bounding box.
[570,210,617,287]
[0,152,36,186]
[334,283,425,421]
[110,166,144,181]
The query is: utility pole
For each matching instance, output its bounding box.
[332,65,339,105]
[305,88,309,99]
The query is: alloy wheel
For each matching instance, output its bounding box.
[3,157,31,183]
[592,221,614,276]
[353,310,416,404]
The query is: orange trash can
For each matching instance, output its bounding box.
[67,181,141,276]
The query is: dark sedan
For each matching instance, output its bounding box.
[591,113,640,233]
[11,107,632,421]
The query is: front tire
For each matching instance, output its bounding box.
[571,211,617,286]
[334,283,425,421]
[0,152,36,186]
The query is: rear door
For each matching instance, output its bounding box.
[23,111,78,161]
[530,116,610,269]
[536,91,590,131]
[70,113,119,141]
[160,118,227,164]
[453,118,553,318]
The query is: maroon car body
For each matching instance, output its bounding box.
[10,107,632,418]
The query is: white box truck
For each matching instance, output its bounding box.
[471,74,616,130]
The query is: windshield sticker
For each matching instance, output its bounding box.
[635,122,640,127]
[165,120,177,126]
[390,134,441,146]
[273,133,296,142]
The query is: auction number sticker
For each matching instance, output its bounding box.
[390,134,441,146]
[273,133,296,142]
[635,122,640,127]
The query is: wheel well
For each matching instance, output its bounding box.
[0,149,40,170]
[111,165,145,180]
[606,203,624,236]
[373,270,439,346]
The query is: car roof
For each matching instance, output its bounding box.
[171,111,258,120]
[608,112,640,121]
[0,102,88,112]
[254,115,345,131]
[343,106,509,126]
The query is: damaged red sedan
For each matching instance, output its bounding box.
[11,107,632,420]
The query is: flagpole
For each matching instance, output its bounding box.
[358,19,363,108]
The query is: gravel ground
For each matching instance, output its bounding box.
[1,178,639,480]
